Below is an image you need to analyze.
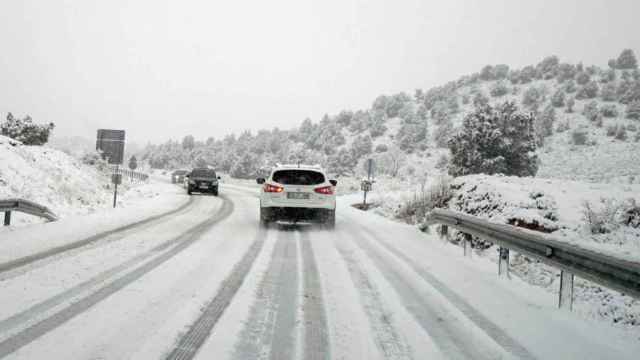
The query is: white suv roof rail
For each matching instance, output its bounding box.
[274,163,322,170]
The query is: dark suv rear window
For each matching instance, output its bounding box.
[272,170,325,185]
[191,169,217,178]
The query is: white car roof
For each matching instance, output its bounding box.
[273,164,323,170]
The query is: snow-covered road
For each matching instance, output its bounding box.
[0,184,638,359]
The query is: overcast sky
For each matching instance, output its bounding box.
[1,0,639,144]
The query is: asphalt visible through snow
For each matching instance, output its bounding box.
[0,184,638,360]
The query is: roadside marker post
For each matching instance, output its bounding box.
[361,158,375,208]
[96,129,126,208]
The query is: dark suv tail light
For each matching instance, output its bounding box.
[264,183,284,193]
[314,186,334,195]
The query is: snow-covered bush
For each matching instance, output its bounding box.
[522,86,545,110]
[556,121,570,133]
[575,80,599,100]
[582,198,626,234]
[1,113,55,146]
[490,80,509,97]
[582,101,600,122]
[565,97,575,113]
[615,126,628,141]
[576,71,591,85]
[448,102,538,177]
[600,104,618,118]
[571,128,588,145]
[606,124,618,137]
[397,175,453,224]
[615,49,638,70]
[551,88,565,107]
[626,100,640,120]
[600,82,617,102]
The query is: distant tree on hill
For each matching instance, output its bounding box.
[490,81,509,97]
[536,105,556,143]
[473,91,490,107]
[480,65,495,81]
[522,86,545,111]
[128,155,138,170]
[335,110,353,127]
[351,135,373,158]
[564,79,577,93]
[616,49,638,70]
[182,135,195,150]
[230,152,257,178]
[493,64,510,79]
[619,81,640,104]
[520,66,536,83]
[556,63,576,82]
[582,101,600,122]
[600,83,617,102]
[327,148,357,176]
[434,118,455,148]
[575,81,599,99]
[576,71,590,85]
[608,58,618,69]
[565,97,575,113]
[1,113,55,145]
[448,102,538,177]
[369,110,388,137]
[600,104,618,118]
[536,55,559,78]
[626,101,640,120]
[551,88,565,107]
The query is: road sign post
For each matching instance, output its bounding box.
[97,129,126,208]
[362,158,375,207]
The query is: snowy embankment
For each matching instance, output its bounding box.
[0,135,183,226]
[355,174,640,329]
[0,136,189,262]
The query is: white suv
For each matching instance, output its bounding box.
[256,165,337,228]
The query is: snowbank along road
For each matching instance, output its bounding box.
[0,184,638,360]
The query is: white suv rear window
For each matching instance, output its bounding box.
[272,170,325,185]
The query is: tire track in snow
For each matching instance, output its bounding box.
[164,227,268,360]
[0,196,234,359]
[333,237,413,360]
[0,195,196,277]
[358,226,537,360]
[346,227,509,360]
[299,231,330,360]
[231,229,300,360]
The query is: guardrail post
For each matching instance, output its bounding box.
[463,233,472,258]
[498,247,509,278]
[558,270,574,311]
[3,211,10,226]
[439,224,448,241]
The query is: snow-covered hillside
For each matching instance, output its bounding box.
[0,136,160,226]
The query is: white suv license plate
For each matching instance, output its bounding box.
[287,192,309,200]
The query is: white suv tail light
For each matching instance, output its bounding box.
[264,183,284,193]
[314,186,334,195]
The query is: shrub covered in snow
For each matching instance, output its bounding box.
[1,113,55,146]
[448,102,538,177]
[571,128,589,145]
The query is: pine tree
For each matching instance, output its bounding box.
[616,49,638,70]
[128,156,138,170]
[448,102,538,177]
[1,113,55,145]
[551,88,565,107]
[626,101,640,120]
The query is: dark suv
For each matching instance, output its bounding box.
[186,168,221,196]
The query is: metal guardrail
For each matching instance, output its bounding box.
[426,209,640,309]
[114,168,149,181]
[1,198,59,225]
